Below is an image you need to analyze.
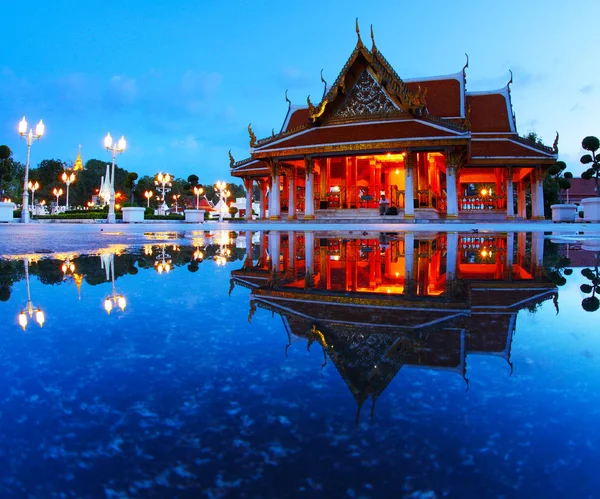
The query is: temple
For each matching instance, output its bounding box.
[230,230,557,423]
[231,23,558,222]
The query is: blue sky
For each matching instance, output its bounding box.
[1,0,598,182]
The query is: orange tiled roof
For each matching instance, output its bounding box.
[405,76,463,118]
[471,138,555,158]
[282,107,310,132]
[467,89,514,133]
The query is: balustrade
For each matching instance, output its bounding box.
[459,195,506,211]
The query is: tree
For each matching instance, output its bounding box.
[187,174,199,186]
[124,172,139,204]
[0,145,14,198]
[547,161,573,204]
[580,136,600,197]
[580,252,600,313]
[524,131,544,145]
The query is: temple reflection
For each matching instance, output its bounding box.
[231,230,556,423]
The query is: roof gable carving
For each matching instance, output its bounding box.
[332,69,400,119]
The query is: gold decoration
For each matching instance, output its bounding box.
[370,24,377,52]
[248,123,257,148]
[355,18,363,47]
[248,300,257,323]
[465,103,472,131]
[267,158,279,177]
[307,95,328,121]
[73,145,84,171]
[228,150,235,168]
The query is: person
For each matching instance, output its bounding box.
[379,194,390,215]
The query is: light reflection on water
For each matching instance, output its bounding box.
[0,230,599,498]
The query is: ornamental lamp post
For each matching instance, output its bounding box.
[18,117,45,223]
[102,253,126,315]
[28,181,40,212]
[53,188,63,209]
[172,194,181,213]
[144,190,153,208]
[215,181,231,223]
[104,133,126,224]
[154,173,172,215]
[193,186,204,209]
[17,259,45,330]
[61,171,76,209]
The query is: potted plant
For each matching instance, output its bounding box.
[549,161,576,222]
[580,136,600,222]
[121,172,145,223]
[184,174,205,223]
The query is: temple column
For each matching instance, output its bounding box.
[446,232,458,280]
[288,231,296,272]
[536,169,545,220]
[288,168,296,220]
[446,166,458,219]
[304,231,314,287]
[258,180,267,219]
[404,232,414,295]
[268,160,280,219]
[532,231,544,269]
[304,157,315,219]
[506,168,515,220]
[269,232,280,272]
[404,152,415,219]
[531,173,538,219]
[506,232,514,279]
[517,181,527,219]
[244,178,253,221]
[244,231,253,267]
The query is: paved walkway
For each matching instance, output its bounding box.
[1,221,599,257]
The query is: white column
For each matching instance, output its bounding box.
[537,177,545,220]
[245,178,253,221]
[446,165,458,218]
[288,170,296,220]
[518,182,527,219]
[288,231,296,270]
[305,231,315,277]
[404,152,414,219]
[304,157,315,219]
[404,232,414,281]
[531,176,538,219]
[446,232,458,280]
[507,232,514,272]
[532,232,544,267]
[269,232,280,271]
[269,164,280,219]
[506,170,515,220]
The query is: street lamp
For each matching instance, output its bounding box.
[18,117,45,223]
[172,194,181,214]
[101,253,126,314]
[17,259,45,330]
[61,171,76,209]
[154,245,172,274]
[104,132,126,224]
[193,186,204,209]
[144,190,153,208]
[28,181,39,212]
[215,181,231,223]
[154,173,172,215]
[53,188,63,209]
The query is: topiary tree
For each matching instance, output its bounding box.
[124,172,139,204]
[580,136,600,197]
[547,161,573,204]
[187,174,199,187]
[229,206,238,218]
[580,252,600,313]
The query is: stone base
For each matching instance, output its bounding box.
[184,209,205,223]
[551,204,577,223]
[582,198,600,222]
[0,202,16,222]
[122,207,145,223]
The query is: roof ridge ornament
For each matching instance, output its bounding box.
[228,150,235,168]
[320,69,327,99]
[285,89,291,110]
[370,24,377,52]
[248,124,257,148]
[355,18,363,48]
[463,53,469,86]
[553,131,559,153]
[507,69,513,89]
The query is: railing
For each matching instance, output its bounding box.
[318,185,405,210]
[416,189,445,211]
[459,195,506,211]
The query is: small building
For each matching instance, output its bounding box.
[567,178,598,205]
[230,24,557,222]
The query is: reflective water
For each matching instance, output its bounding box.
[0,230,599,498]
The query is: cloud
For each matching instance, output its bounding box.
[107,75,138,107]
[580,84,594,94]
[280,65,313,88]
[569,103,584,112]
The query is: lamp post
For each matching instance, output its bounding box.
[154,244,173,274]
[193,186,204,209]
[53,188,63,210]
[28,181,39,212]
[18,117,45,223]
[215,181,231,223]
[144,190,153,208]
[18,259,45,330]
[101,253,126,314]
[104,133,126,224]
[61,171,76,209]
[154,173,172,215]
[172,194,181,214]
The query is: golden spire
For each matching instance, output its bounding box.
[370,24,377,52]
[355,18,363,47]
[73,145,84,171]
[73,273,84,300]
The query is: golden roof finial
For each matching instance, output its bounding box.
[73,273,84,300]
[248,124,257,148]
[355,18,363,47]
[553,131,559,153]
[228,150,235,168]
[370,24,377,52]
